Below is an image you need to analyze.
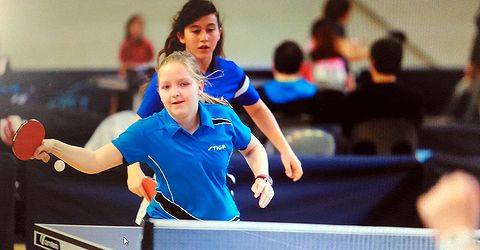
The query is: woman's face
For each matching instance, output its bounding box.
[177,14,221,63]
[129,17,144,38]
[157,62,204,121]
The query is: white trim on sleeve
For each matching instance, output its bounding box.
[233,76,251,98]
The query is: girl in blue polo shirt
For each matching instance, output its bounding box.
[31,51,274,221]
[127,0,302,201]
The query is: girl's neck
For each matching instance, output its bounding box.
[370,66,397,84]
[197,55,214,74]
[176,112,201,135]
[273,71,301,82]
[372,73,396,84]
[129,34,142,41]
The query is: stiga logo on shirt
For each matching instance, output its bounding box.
[34,232,61,250]
[208,144,227,151]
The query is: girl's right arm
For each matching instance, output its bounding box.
[126,114,148,198]
[32,139,123,174]
[126,74,162,197]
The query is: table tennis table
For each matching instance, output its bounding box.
[33,220,453,250]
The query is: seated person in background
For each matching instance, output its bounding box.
[260,40,345,124]
[342,38,423,153]
[356,29,407,89]
[84,108,138,151]
[448,5,480,123]
[85,80,149,151]
[463,3,480,89]
[301,18,355,92]
[260,40,317,110]
[0,115,23,148]
[118,14,155,77]
[417,171,480,250]
[0,55,11,84]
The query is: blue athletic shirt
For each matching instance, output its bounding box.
[112,102,251,221]
[263,78,317,104]
[137,56,260,118]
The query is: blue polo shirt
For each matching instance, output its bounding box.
[137,56,260,118]
[263,78,317,104]
[112,102,251,221]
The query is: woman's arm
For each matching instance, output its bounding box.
[336,38,368,62]
[239,134,274,208]
[417,171,480,250]
[243,99,303,181]
[33,139,123,174]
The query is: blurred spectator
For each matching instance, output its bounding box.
[449,5,480,123]
[118,14,155,112]
[342,38,423,154]
[0,54,12,85]
[465,5,480,84]
[259,41,336,156]
[388,29,407,45]
[309,0,367,63]
[85,83,148,151]
[260,40,346,124]
[323,0,351,38]
[84,110,136,151]
[417,171,480,250]
[356,29,407,89]
[0,115,23,147]
[261,40,317,107]
[0,56,10,77]
[302,18,354,92]
[118,14,155,77]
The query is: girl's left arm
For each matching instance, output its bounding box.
[243,99,303,181]
[239,134,274,208]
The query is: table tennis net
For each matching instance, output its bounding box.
[147,220,476,250]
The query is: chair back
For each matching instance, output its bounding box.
[266,127,335,156]
[351,118,418,155]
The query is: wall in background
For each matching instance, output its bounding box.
[0,0,319,70]
[350,0,478,69]
[0,0,477,70]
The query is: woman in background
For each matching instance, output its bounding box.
[301,18,355,92]
[118,14,155,77]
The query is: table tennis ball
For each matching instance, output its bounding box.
[54,160,66,172]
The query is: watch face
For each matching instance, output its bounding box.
[256,175,273,186]
[265,176,273,186]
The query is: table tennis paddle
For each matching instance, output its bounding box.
[12,119,45,161]
[142,177,157,203]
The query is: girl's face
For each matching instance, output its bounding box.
[129,17,144,38]
[177,14,221,63]
[157,62,204,121]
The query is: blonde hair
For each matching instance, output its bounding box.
[157,51,231,107]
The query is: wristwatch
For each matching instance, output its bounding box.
[255,174,273,186]
[439,230,477,250]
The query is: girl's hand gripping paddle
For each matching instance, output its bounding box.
[142,177,158,203]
